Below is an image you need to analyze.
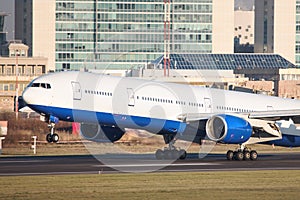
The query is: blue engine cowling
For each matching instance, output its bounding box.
[80,123,125,143]
[206,114,252,144]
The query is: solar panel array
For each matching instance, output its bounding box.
[152,54,295,70]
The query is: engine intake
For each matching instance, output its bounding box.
[206,114,252,144]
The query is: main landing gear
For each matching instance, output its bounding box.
[155,134,187,160]
[226,144,258,161]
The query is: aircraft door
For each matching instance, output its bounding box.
[127,88,135,106]
[204,98,212,113]
[71,82,82,100]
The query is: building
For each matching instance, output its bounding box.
[234,10,254,45]
[254,0,297,66]
[141,53,298,96]
[15,0,55,71]
[0,12,8,56]
[15,0,234,71]
[0,41,48,112]
[234,9,254,53]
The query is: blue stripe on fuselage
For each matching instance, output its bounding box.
[27,104,186,135]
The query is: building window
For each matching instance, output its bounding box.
[6,68,12,75]
[21,50,26,57]
[35,68,42,75]
[62,63,70,69]
[9,84,15,91]
[10,50,15,57]
[25,67,32,75]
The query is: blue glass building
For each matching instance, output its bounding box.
[55,0,215,70]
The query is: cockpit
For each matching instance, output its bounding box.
[30,83,52,89]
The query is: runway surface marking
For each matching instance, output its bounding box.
[92,162,221,168]
[0,171,99,176]
[0,160,51,163]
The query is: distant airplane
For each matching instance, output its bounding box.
[22,71,300,161]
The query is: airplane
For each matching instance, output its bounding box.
[22,71,300,161]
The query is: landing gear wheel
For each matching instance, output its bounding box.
[226,144,258,161]
[235,151,244,161]
[243,150,251,160]
[171,150,180,160]
[250,150,258,160]
[52,134,59,143]
[179,149,187,160]
[226,150,234,161]
[46,133,52,143]
[155,149,164,160]
[155,149,187,160]
[164,150,173,160]
[157,134,187,160]
[46,133,59,143]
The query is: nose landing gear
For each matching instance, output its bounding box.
[43,115,60,143]
[46,123,59,143]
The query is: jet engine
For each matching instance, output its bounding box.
[80,123,125,143]
[206,114,252,144]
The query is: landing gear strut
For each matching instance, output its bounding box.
[155,134,187,160]
[44,115,60,143]
[226,144,257,161]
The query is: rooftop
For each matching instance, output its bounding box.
[152,54,295,70]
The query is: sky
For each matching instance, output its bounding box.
[0,0,254,41]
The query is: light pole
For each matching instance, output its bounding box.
[15,49,19,119]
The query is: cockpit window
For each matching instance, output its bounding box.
[31,83,51,89]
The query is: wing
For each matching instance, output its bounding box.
[247,109,300,124]
[177,109,300,124]
[177,110,300,145]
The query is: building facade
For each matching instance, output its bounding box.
[234,10,254,45]
[15,0,234,71]
[0,42,48,111]
[15,0,56,71]
[254,0,297,66]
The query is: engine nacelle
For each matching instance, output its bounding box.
[80,123,125,143]
[206,114,252,144]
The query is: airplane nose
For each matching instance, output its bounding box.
[22,87,31,104]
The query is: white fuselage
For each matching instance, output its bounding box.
[22,71,300,145]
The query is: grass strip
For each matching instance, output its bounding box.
[0,170,300,200]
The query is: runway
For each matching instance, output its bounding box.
[1,152,300,176]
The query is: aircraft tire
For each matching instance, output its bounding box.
[235,151,244,161]
[250,150,258,160]
[171,150,180,160]
[52,134,59,143]
[243,150,251,160]
[155,149,164,160]
[226,150,234,160]
[164,150,173,160]
[46,133,52,143]
[179,149,187,160]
